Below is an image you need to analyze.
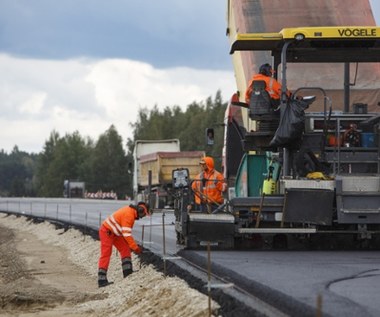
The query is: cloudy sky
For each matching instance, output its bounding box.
[0,1,379,153]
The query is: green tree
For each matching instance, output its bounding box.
[0,90,226,198]
[90,125,129,199]
[35,131,60,196]
[10,177,25,197]
[36,131,92,197]
[0,146,38,197]
[127,91,227,170]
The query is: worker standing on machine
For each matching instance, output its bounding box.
[190,156,226,213]
[245,63,290,106]
[97,202,150,287]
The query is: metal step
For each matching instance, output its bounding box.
[238,228,317,234]
[189,213,235,223]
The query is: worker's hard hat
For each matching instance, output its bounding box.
[259,63,273,76]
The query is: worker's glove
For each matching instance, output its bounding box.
[134,245,143,254]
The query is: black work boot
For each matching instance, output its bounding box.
[98,268,113,287]
[121,257,133,278]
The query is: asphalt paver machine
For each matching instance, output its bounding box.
[174,26,380,249]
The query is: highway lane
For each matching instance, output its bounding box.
[0,197,180,254]
[0,197,129,230]
[1,197,380,316]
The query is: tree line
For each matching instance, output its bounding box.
[0,91,227,199]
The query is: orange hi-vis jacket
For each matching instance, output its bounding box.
[103,206,139,252]
[245,73,286,104]
[192,157,225,205]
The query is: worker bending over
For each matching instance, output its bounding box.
[98,202,150,287]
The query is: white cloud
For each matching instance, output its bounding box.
[0,54,235,153]
[19,92,47,114]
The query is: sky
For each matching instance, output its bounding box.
[0,1,379,154]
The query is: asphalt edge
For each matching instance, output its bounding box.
[178,249,328,317]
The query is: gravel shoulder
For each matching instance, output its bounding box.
[0,213,219,317]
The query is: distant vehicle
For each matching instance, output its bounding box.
[132,139,205,208]
[132,139,180,202]
[63,180,85,198]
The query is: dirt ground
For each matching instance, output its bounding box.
[0,213,219,317]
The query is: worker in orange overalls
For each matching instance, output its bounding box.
[98,202,151,287]
[245,63,291,106]
[191,156,226,213]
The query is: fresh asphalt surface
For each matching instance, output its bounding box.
[1,198,379,317]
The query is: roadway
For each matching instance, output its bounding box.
[1,197,379,317]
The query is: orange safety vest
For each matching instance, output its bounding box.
[103,206,139,252]
[192,169,225,204]
[245,73,287,104]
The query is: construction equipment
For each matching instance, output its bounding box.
[132,139,205,208]
[133,139,180,199]
[174,25,380,249]
[63,180,85,198]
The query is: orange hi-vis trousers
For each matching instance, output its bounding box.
[98,224,131,270]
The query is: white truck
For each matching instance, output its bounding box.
[132,139,205,208]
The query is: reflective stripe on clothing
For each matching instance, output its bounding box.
[98,224,132,270]
[102,206,139,252]
[122,227,132,237]
[192,170,225,204]
[192,156,225,206]
[105,215,122,236]
[267,77,275,96]
[106,216,133,237]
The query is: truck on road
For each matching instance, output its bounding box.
[63,180,85,198]
[132,139,205,207]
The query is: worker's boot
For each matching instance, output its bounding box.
[98,268,113,287]
[121,257,133,278]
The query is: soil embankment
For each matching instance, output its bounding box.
[0,213,218,316]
